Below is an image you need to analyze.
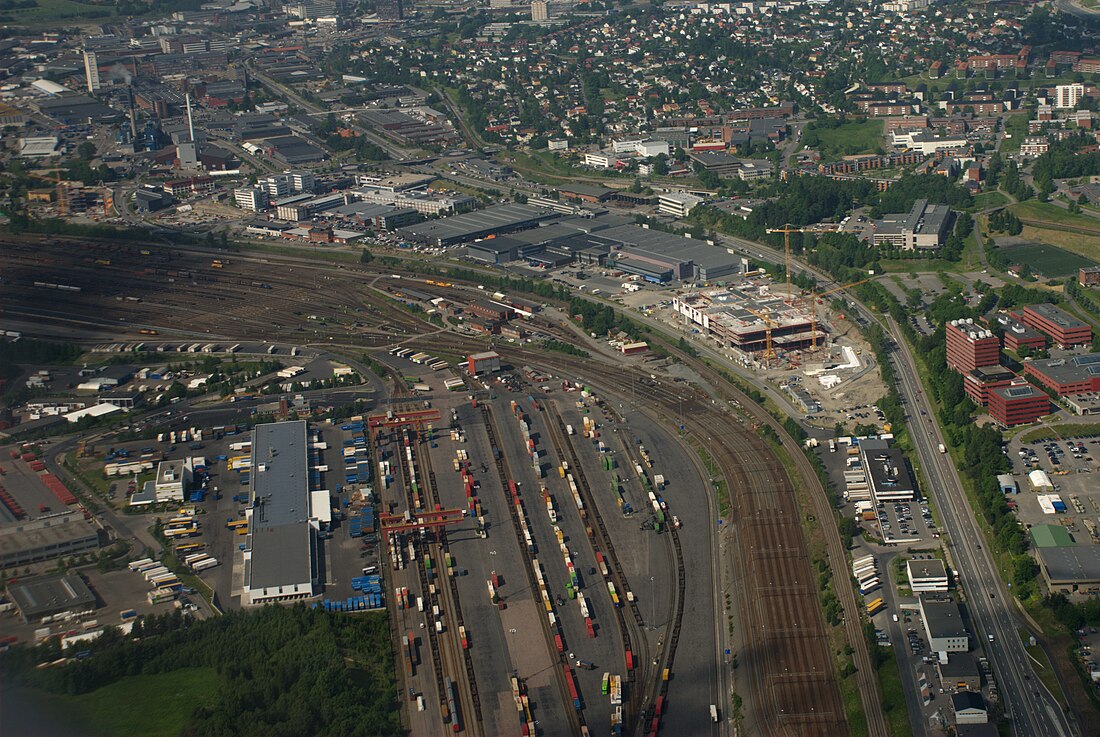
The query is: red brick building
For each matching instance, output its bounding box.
[988,381,1050,427]
[964,365,1016,406]
[467,300,515,322]
[994,314,1046,353]
[946,319,1001,373]
[1022,304,1092,348]
[1024,354,1100,396]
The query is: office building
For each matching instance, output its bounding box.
[1022,303,1092,347]
[658,192,703,217]
[1080,265,1100,287]
[154,460,191,502]
[963,365,1015,406]
[919,595,969,654]
[907,558,949,593]
[860,438,917,502]
[994,314,1046,354]
[945,319,1000,374]
[1025,353,1100,396]
[234,186,270,211]
[987,380,1049,427]
[531,0,548,20]
[870,199,954,250]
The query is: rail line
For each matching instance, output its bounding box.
[478,402,588,737]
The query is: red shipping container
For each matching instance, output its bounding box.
[626,650,634,670]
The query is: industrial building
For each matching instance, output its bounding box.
[1034,540,1100,592]
[869,199,954,250]
[945,319,1000,373]
[399,204,553,247]
[8,572,97,623]
[468,351,502,375]
[242,420,321,605]
[987,380,1049,427]
[952,693,989,725]
[1023,353,1100,396]
[907,558,949,593]
[860,438,918,502]
[1022,304,1092,348]
[672,287,819,354]
[919,594,969,654]
[0,513,102,569]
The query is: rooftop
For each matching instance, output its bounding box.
[920,594,969,639]
[8,572,96,620]
[1037,545,1100,584]
[907,558,948,580]
[1026,303,1088,331]
[1031,524,1074,548]
[1026,353,1100,386]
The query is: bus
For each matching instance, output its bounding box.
[226,518,249,529]
[866,598,886,616]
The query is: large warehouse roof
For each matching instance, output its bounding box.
[1038,545,1100,585]
[8,572,96,621]
[399,203,553,246]
[1031,524,1074,548]
[248,420,314,592]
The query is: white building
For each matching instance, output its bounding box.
[234,186,270,211]
[892,130,969,154]
[154,459,192,502]
[636,140,670,158]
[584,152,619,169]
[1055,83,1085,110]
[907,558,949,593]
[83,50,100,93]
[289,170,316,193]
[658,191,703,217]
[919,595,969,654]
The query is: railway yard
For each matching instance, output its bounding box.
[0,234,861,737]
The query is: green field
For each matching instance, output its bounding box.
[999,242,1096,277]
[971,190,1009,211]
[2,0,117,24]
[38,668,220,737]
[804,119,885,162]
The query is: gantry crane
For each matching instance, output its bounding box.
[807,278,870,352]
[765,224,816,305]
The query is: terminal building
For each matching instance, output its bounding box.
[1022,304,1092,348]
[1024,353,1100,397]
[945,319,1000,374]
[241,420,322,605]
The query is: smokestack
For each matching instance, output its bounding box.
[128,85,137,140]
[185,93,195,143]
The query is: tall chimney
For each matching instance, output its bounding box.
[186,93,195,142]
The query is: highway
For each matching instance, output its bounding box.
[722,234,1078,736]
[883,318,1075,737]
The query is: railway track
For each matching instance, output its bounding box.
[479,402,588,737]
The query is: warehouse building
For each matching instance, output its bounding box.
[952,693,989,725]
[0,513,102,569]
[8,572,97,623]
[399,204,554,248]
[919,594,969,654]
[1036,543,1100,592]
[1024,353,1100,396]
[1022,304,1092,348]
[242,420,320,605]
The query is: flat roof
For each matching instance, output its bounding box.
[0,514,99,563]
[1038,545,1100,584]
[248,420,314,591]
[1026,353,1100,386]
[990,382,1045,401]
[398,203,551,244]
[1026,303,1088,330]
[920,595,968,639]
[907,558,947,580]
[8,572,96,619]
[995,314,1044,341]
[968,365,1015,383]
[861,440,917,496]
[1031,524,1074,548]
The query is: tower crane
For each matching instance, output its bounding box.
[765,224,816,304]
[744,306,779,364]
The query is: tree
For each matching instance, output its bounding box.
[77,141,96,161]
[360,248,373,264]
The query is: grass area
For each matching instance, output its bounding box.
[1019,225,1100,256]
[1012,201,1100,233]
[1019,423,1100,443]
[877,652,914,737]
[3,0,116,24]
[999,242,1096,278]
[37,668,220,737]
[805,119,885,162]
[839,674,871,737]
[878,258,968,274]
[1001,113,1031,153]
[686,436,730,515]
[1020,628,1067,704]
[971,190,1009,211]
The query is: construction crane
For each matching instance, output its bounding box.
[380,509,467,534]
[765,224,816,304]
[807,278,870,352]
[744,306,779,363]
